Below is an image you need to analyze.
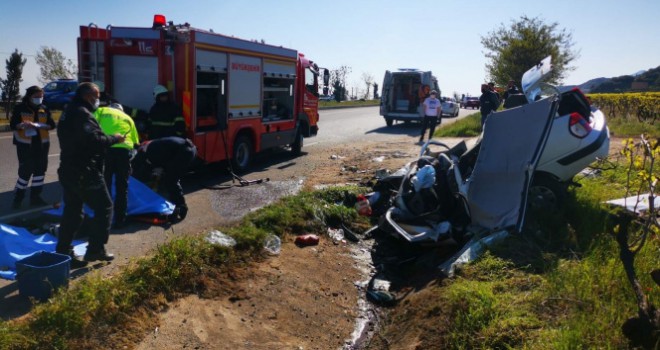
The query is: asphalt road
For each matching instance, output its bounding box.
[0,105,473,317]
[0,106,473,207]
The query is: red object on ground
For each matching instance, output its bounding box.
[355,194,372,216]
[295,234,320,246]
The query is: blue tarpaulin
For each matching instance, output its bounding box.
[0,177,174,280]
[0,224,86,280]
[44,176,175,217]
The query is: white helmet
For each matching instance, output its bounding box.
[153,85,168,98]
[93,80,105,93]
[109,102,124,111]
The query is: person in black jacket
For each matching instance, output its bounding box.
[132,136,197,222]
[479,83,501,127]
[147,85,186,139]
[9,86,56,208]
[503,79,521,101]
[56,82,125,267]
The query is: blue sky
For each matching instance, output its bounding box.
[1,0,658,97]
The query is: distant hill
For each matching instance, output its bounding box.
[559,66,660,93]
[559,77,610,93]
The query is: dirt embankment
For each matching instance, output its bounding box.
[133,137,428,349]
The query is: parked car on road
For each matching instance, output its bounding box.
[43,79,78,109]
[441,97,460,117]
[319,94,334,101]
[461,96,480,109]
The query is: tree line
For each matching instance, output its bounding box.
[1,46,76,118]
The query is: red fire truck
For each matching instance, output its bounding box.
[78,15,329,171]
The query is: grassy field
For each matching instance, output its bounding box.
[1,98,657,348]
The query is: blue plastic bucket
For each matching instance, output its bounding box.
[16,251,71,301]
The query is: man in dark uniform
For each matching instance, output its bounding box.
[479,83,501,128]
[503,79,522,101]
[148,85,186,139]
[132,136,197,222]
[56,82,125,267]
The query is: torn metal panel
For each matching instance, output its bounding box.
[467,97,557,232]
[606,193,659,214]
[438,230,509,277]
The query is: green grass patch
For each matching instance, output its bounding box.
[607,116,660,138]
[435,112,482,137]
[439,169,659,348]
[319,99,379,108]
[0,185,369,349]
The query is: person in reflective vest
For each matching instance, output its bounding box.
[147,85,185,139]
[94,102,140,228]
[9,86,56,208]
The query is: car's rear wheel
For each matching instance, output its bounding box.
[528,176,566,210]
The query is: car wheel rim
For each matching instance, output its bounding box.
[528,185,557,209]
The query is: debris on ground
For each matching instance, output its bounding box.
[204,230,237,247]
[263,234,282,255]
[295,234,319,247]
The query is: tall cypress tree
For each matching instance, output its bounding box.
[1,49,27,118]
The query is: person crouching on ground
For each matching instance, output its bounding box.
[56,82,125,268]
[132,136,197,223]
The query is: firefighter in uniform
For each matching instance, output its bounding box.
[94,102,140,228]
[147,85,186,139]
[56,82,125,267]
[132,136,197,223]
[10,86,56,208]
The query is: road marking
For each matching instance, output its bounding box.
[48,154,60,157]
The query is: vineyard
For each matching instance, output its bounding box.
[588,92,660,123]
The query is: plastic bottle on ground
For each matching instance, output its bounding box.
[263,234,281,255]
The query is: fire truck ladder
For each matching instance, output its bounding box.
[78,23,108,84]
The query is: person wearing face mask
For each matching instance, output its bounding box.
[9,86,56,208]
[56,82,126,267]
[147,85,185,140]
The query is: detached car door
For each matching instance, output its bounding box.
[466,96,558,232]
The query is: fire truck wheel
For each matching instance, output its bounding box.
[291,130,303,156]
[232,135,252,173]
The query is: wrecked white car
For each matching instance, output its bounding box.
[372,56,610,275]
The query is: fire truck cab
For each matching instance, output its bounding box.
[78,15,329,171]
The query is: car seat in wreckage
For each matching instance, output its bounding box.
[383,76,558,277]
